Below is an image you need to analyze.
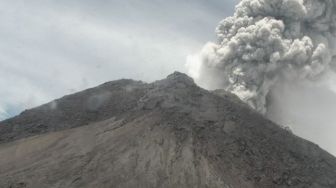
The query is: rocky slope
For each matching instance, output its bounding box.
[0,72,335,188]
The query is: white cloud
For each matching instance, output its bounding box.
[0,107,9,120]
[0,0,235,120]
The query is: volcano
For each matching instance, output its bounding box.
[0,72,335,188]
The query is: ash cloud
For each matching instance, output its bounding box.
[187,0,336,114]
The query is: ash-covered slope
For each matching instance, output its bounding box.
[0,72,336,188]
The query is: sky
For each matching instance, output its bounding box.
[0,0,236,119]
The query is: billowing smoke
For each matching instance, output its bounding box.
[187,0,336,114]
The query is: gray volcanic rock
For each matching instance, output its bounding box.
[0,79,148,144]
[0,72,335,188]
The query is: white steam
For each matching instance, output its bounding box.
[187,0,336,114]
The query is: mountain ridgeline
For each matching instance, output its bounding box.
[0,72,335,188]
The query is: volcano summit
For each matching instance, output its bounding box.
[0,72,335,188]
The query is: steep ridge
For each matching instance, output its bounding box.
[0,72,335,188]
[0,79,148,144]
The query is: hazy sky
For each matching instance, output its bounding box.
[0,0,236,119]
